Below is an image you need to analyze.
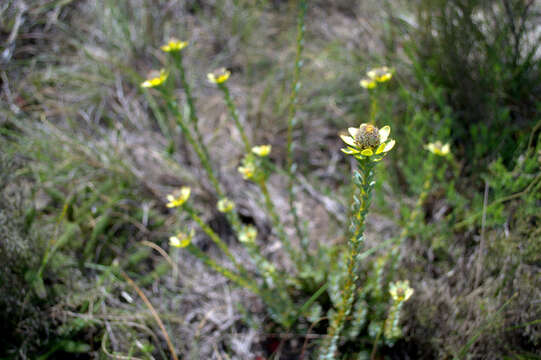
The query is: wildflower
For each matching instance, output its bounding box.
[360,78,377,89]
[141,69,169,88]
[238,160,255,180]
[252,145,271,157]
[207,67,231,84]
[389,280,414,302]
[166,186,191,208]
[340,123,395,161]
[239,225,257,243]
[367,66,393,83]
[170,229,195,248]
[161,38,188,52]
[425,141,451,156]
[217,198,235,213]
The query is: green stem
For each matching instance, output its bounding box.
[319,159,376,360]
[173,52,213,166]
[286,0,308,257]
[165,97,224,197]
[219,83,251,153]
[183,204,245,274]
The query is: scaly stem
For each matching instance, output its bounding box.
[219,83,251,153]
[166,97,223,197]
[319,159,376,359]
[183,204,246,274]
[173,52,212,165]
[286,0,308,257]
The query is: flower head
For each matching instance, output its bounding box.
[207,67,231,84]
[170,229,194,248]
[217,198,235,213]
[425,141,451,156]
[161,38,188,53]
[251,145,271,157]
[360,78,377,89]
[239,225,257,243]
[238,162,255,180]
[340,123,395,161]
[389,280,414,302]
[141,69,169,88]
[166,186,191,208]
[367,66,393,83]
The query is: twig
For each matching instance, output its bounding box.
[474,180,489,288]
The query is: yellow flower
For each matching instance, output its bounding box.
[239,225,257,243]
[367,66,393,83]
[360,78,377,89]
[170,229,194,248]
[161,38,188,52]
[389,280,414,302]
[207,67,231,84]
[251,145,271,157]
[166,186,191,208]
[217,198,235,213]
[141,69,169,88]
[425,141,451,156]
[340,123,395,161]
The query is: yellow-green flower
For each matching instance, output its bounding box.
[367,66,393,83]
[166,186,191,208]
[340,123,395,161]
[360,78,377,89]
[141,69,169,88]
[217,198,235,213]
[251,145,271,157]
[239,225,257,243]
[207,67,231,84]
[425,141,451,156]
[170,229,194,248]
[389,280,414,302]
[161,38,188,52]
[238,158,256,180]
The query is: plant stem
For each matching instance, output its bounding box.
[286,0,308,257]
[219,83,251,153]
[319,159,376,359]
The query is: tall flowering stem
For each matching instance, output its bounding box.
[171,51,213,166]
[320,123,395,359]
[319,159,376,359]
[286,0,308,256]
[166,98,224,197]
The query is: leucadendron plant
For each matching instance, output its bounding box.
[137,3,423,356]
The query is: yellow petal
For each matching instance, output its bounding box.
[441,143,450,155]
[375,142,386,154]
[340,135,357,148]
[360,148,373,156]
[382,139,395,153]
[379,125,390,143]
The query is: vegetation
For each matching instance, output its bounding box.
[1,0,540,359]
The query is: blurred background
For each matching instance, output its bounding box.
[1,0,540,359]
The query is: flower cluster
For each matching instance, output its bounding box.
[389,280,414,302]
[425,141,451,156]
[217,198,235,213]
[141,69,169,88]
[161,38,188,53]
[340,123,395,161]
[238,145,271,180]
[360,66,393,89]
[169,229,195,248]
[239,225,257,244]
[166,187,191,208]
[207,67,231,84]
